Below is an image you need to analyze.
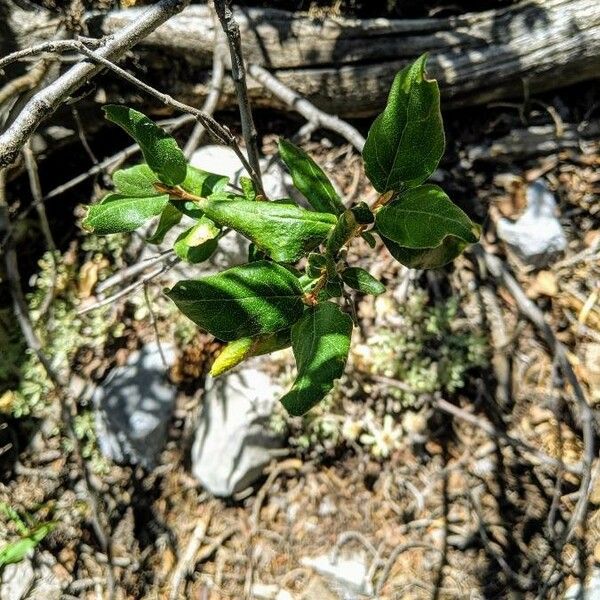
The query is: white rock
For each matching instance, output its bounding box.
[301,553,373,599]
[564,567,600,599]
[190,144,288,199]
[0,558,62,600]
[497,179,567,267]
[191,362,284,496]
[94,342,177,469]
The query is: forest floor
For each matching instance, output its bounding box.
[0,67,599,600]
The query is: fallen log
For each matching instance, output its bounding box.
[99,0,600,116]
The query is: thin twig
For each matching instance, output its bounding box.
[0,38,106,71]
[96,249,174,295]
[168,504,214,600]
[433,397,582,475]
[247,63,366,152]
[376,542,442,596]
[473,246,594,544]
[0,168,116,599]
[250,459,302,533]
[77,256,180,315]
[184,8,225,158]
[213,0,265,196]
[23,141,57,318]
[0,0,190,168]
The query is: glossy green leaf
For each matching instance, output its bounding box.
[382,234,471,269]
[279,139,344,214]
[210,329,291,377]
[326,209,360,257]
[196,195,337,263]
[147,203,183,244]
[361,231,377,248]
[173,217,220,263]
[165,261,305,341]
[239,176,257,201]
[341,267,386,295]
[375,184,478,249]
[306,253,336,279]
[182,165,229,197]
[362,54,444,192]
[113,164,161,197]
[82,193,169,234]
[103,105,187,187]
[280,302,352,416]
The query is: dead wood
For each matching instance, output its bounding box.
[98,0,600,116]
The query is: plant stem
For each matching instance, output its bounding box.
[213,0,265,197]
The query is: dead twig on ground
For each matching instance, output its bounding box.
[250,458,302,533]
[376,542,442,596]
[473,245,595,545]
[77,256,180,316]
[0,167,116,599]
[168,504,215,600]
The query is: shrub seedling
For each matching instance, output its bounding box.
[83,55,480,416]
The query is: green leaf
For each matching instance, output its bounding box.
[82,193,169,234]
[306,253,336,279]
[147,203,183,244]
[210,329,291,377]
[326,209,360,257]
[173,217,220,263]
[113,164,161,197]
[375,184,478,249]
[0,523,55,568]
[361,231,377,248]
[363,54,444,192]
[341,267,386,295]
[382,234,470,269]
[239,176,257,201]
[103,105,187,187]
[182,165,229,197]
[165,261,305,341]
[196,196,337,263]
[280,302,352,416]
[278,139,344,214]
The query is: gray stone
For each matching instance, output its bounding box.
[497,179,567,267]
[191,363,284,497]
[94,342,177,469]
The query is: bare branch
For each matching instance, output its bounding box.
[0,0,191,168]
[248,63,366,152]
[213,0,264,196]
[184,10,225,159]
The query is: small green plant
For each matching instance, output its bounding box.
[0,502,55,569]
[82,55,480,416]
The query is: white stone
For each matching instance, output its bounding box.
[94,342,177,469]
[301,553,373,599]
[564,568,600,599]
[0,558,62,600]
[191,362,284,497]
[497,179,567,267]
[189,144,288,199]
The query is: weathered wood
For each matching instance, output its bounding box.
[100,0,600,115]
